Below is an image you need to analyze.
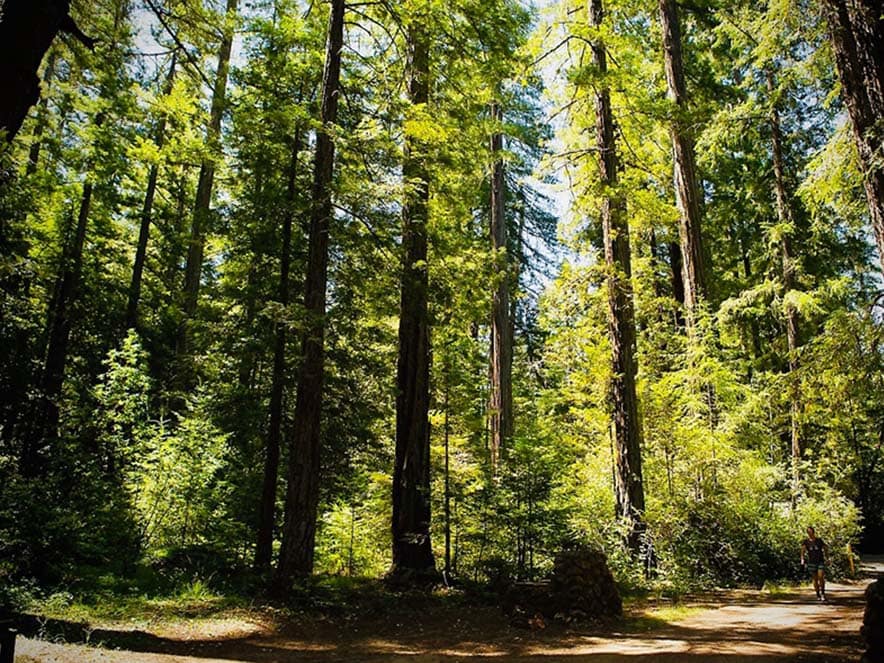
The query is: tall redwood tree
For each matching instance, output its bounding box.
[659,0,707,319]
[391,13,437,580]
[489,102,513,473]
[822,0,884,272]
[589,0,645,554]
[275,0,345,582]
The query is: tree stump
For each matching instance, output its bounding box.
[862,579,883,663]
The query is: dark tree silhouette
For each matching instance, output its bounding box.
[275,0,345,582]
[0,0,94,143]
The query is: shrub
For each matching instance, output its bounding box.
[650,482,859,588]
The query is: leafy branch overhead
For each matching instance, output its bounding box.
[0,0,881,605]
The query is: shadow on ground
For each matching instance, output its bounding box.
[13,583,869,663]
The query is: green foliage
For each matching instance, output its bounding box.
[652,480,859,588]
[1,0,881,614]
[133,394,234,553]
[93,331,152,477]
[314,474,392,577]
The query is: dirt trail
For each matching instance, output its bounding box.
[15,561,881,662]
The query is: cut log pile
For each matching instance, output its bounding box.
[551,548,623,618]
[503,548,622,627]
[862,579,883,663]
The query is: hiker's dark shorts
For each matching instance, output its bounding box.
[807,563,825,575]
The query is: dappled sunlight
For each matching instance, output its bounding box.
[15,575,874,662]
[2,1,883,662]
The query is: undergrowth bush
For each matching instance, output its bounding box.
[648,482,859,589]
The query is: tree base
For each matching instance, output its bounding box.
[385,564,441,589]
[862,579,883,663]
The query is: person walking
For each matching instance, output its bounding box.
[801,526,828,601]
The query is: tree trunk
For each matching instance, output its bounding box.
[0,0,93,144]
[163,170,190,291]
[647,229,665,299]
[275,0,344,583]
[0,55,57,443]
[21,127,100,473]
[126,55,177,331]
[590,0,646,555]
[489,102,513,473]
[822,0,884,272]
[179,0,237,353]
[659,0,707,318]
[767,71,802,498]
[391,17,437,580]
[24,52,58,176]
[255,129,302,571]
[667,240,686,329]
[737,233,762,362]
[235,259,262,390]
[443,355,452,582]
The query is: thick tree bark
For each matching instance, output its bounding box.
[391,17,436,580]
[667,240,686,329]
[254,129,302,571]
[667,241,685,306]
[767,71,802,497]
[126,56,177,330]
[179,0,237,352]
[659,0,707,318]
[822,0,884,273]
[488,102,512,473]
[590,0,646,555]
[0,0,94,144]
[275,0,344,582]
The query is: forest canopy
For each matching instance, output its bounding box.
[0,0,883,602]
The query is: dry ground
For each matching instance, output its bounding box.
[14,560,881,662]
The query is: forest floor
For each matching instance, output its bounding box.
[14,557,882,662]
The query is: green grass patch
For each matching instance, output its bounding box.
[27,580,251,628]
[22,572,470,629]
[625,604,704,632]
[759,579,805,598]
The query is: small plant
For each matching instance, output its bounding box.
[177,578,217,602]
[43,591,74,613]
[0,577,39,613]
